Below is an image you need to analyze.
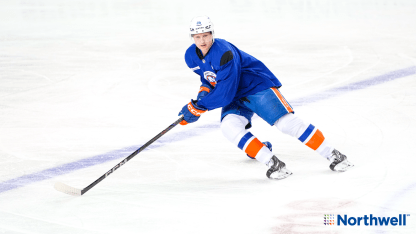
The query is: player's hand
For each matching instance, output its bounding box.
[178,100,207,125]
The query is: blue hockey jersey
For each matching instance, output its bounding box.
[185,38,282,111]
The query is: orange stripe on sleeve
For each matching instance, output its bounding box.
[305,129,325,150]
[199,86,211,93]
[245,138,264,158]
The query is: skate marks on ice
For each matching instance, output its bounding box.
[0,123,220,194]
[379,181,416,224]
[1,66,415,194]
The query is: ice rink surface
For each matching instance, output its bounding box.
[1,0,416,233]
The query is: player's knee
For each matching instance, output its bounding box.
[221,114,249,145]
[275,113,309,138]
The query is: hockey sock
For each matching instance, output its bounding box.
[275,113,334,159]
[221,114,273,164]
[237,132,274,164]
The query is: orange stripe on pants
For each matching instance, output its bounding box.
[245,138,264,158]
[271,87,293,113]
[305,129,325,150]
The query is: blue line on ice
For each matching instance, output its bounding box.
[0,66,415,194]
[291,66,416,106]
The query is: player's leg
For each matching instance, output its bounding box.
[220,102,292,179]
[274,113,331,157]
[275,113,353,171]
[244,87,353,172]
[221,114,271,164]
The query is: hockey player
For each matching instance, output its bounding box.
[178,16,353,179]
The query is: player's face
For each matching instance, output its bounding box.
[192,32,213,56]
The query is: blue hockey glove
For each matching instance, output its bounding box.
[179,100,207,125]
[197,84,212,101]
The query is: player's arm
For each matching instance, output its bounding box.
[179,50,238,125]
[196,83,212,101]
[196,50,239,110]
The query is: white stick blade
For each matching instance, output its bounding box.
[54,182,82,196]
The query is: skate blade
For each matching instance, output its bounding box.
[333,160,354,172]
[269,167,293,180]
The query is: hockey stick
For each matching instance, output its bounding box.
[54,116,184,196]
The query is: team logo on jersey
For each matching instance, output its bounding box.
[204,71,217,86]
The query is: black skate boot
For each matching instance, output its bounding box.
[266,155,293,180]
[329,149,354,172]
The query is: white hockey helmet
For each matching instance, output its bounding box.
[189,16,215,42]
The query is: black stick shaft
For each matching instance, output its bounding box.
[80,116,184,195]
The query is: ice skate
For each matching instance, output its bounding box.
[329,149,354,172]
[266,155,293,180]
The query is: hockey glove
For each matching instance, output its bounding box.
[197,84,212,101]
[179,100,207,125]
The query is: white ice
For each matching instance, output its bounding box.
[1,0,416,233]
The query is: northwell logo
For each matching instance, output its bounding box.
[324,214,335,225]
[325,214,410,226]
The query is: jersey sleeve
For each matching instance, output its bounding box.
[185,46,203,78]
[200,76,212,87]
[185,46,214,100]
[196,50,240,110]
